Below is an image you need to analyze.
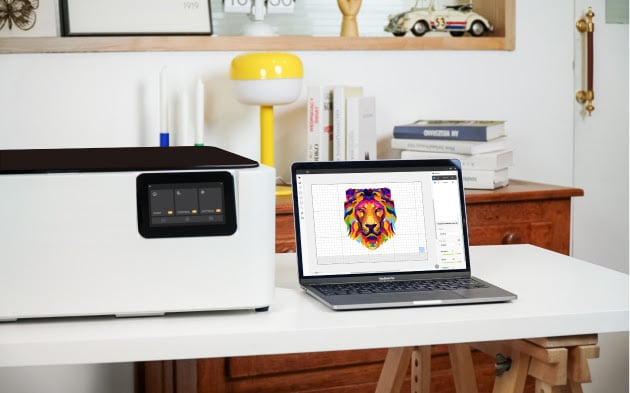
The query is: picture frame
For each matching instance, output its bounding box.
[0,0,59,37]
[60,0,213,36]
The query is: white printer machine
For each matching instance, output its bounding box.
[0,146,276,320]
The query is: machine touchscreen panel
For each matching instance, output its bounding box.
[137,171,237,238]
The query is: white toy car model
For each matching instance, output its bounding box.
[385,1,493,37]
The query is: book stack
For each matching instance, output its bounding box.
[391,120,513,189]
[307,85,376,161]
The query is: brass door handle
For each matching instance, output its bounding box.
[576,7,595,115]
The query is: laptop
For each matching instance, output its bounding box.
[290,159,517,310]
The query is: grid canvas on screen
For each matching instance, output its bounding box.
[311,182,428,265]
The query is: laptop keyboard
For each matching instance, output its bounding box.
[312,278,490,296]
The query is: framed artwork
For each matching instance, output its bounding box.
[0,0,59,37]
[60,0,213,36]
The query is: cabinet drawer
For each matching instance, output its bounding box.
[468,221,553,249]
[465,199,572,254]
[216,347,500,393]
[228,349,387,378]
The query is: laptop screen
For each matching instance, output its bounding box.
[292,159,471,279]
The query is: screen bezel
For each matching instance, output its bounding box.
[136,171,237,238]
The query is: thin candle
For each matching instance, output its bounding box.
[160,67,170,147]
[179,93,189,146]
[195,79,205,146]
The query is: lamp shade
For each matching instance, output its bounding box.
[230,52,303,106]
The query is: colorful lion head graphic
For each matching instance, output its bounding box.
[344,188,397,250]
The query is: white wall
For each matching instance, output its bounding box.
[0,1,625,392]
[0,363,133,393]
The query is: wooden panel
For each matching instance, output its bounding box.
[197,358,228,393]
[136,360,199,393]
[140,347,535,393]
[195,348,503,393]
[229,349,388,378]
[230,360,386,393]
[275,195,296,253]
[135,361,174,393]
[175,360,198,393]
[527,335,598,348]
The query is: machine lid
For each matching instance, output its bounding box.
[0,146,259,174]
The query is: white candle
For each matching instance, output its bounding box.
[160,67,168,133]
[195,79,205,146]
[179,92,189,146]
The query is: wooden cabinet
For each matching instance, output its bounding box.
[192,347,498,393]
[464,180,584,254]
[136,180,583,393]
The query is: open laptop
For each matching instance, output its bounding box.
[290,159,517,310]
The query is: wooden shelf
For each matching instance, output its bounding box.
[0,34,513,54]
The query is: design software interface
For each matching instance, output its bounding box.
[295,167,467,277]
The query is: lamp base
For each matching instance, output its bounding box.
[276,184,292,197]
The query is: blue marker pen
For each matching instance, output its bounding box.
[160,132,170,147]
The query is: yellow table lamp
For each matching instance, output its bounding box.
[230,52,303,172]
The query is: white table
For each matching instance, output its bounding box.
[0,244,627,375]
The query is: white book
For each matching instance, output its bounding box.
[332,86,363,161]
[306,86,331,161]
[346,96,376,160]
[393,120,506,141]
[400,149,514,170]
[463,168,509,190]
[391,136,510,155]
[321,87,333,161]
[322,87,333,161]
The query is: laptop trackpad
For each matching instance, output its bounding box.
[411,291,464,301]
[336,290,465,305]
